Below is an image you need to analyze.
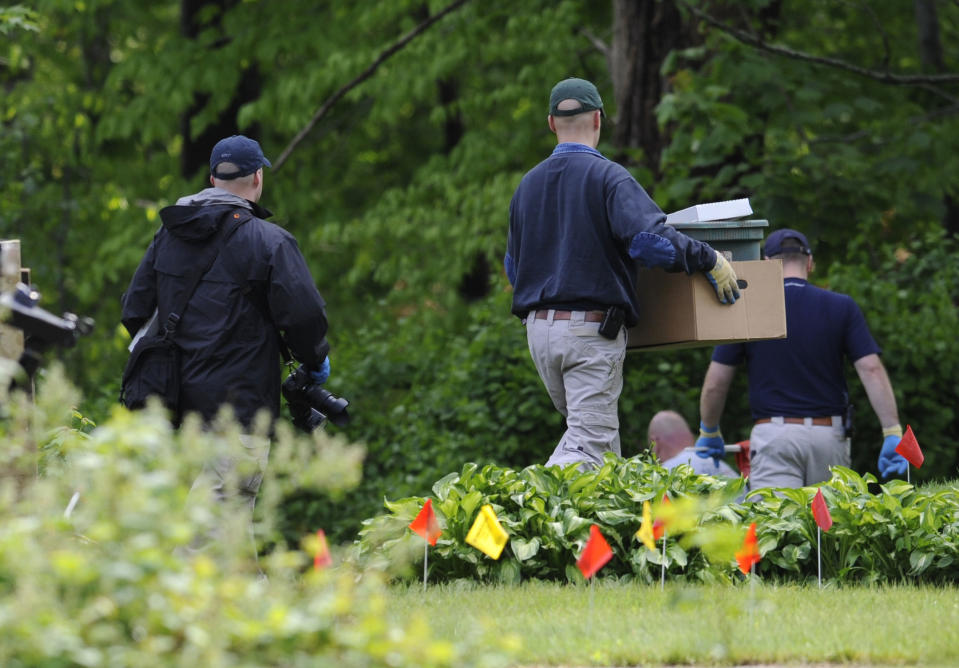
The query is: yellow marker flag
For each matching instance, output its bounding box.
[635,500,656,551]
[465,504,509,559]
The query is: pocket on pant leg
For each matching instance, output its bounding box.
[567,328,625,379]
[568,408,621,458]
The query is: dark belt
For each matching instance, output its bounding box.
[533,309,604,323]
[756,416,833,426]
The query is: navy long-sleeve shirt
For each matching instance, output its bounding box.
[506,143,716,327]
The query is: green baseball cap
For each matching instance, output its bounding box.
[549,77,605,117]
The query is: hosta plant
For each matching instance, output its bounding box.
[354,457,959,587]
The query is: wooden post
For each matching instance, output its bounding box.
[0,240,25,362]
[0,239,37,486]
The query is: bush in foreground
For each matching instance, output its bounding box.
[0,366,510,667]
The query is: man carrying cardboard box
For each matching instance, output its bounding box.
[504,77,740,470]
[695,228,908,488]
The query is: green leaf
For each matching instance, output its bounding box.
[511,536,541,562]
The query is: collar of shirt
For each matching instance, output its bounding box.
[784,278,808,289]
[552,142,607,160]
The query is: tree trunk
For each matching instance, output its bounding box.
[913,0,956,238]
[608,0,688,174]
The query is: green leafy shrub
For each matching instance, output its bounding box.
[0,366,511,667]
[353,453,746,585]
[743,467,959,584]
[354,456,959,587]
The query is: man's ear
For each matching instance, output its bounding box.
[209,174,215,186]
[547,114,557,133]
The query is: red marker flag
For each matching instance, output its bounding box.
[313,529,333,570]
[409,498,442,546]
[895,425,924,469]
[576,524,613,579]
[811,489,833,533]
[735,440,751,479]
[653,494,671,541]
[735,522,761,574]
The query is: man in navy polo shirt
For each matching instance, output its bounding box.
[694,228,908,488]
[505,77,740,469]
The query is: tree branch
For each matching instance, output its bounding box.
[273,0,472,171]
[580,28,610,60]
[808,103,959,145]
[677,0,959,86]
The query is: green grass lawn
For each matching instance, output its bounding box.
[386,580,959,667]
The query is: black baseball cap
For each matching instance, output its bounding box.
[210,135,272,179]
[765,228,812,257]
[549,78,605,118]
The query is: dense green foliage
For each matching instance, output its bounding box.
[354,457,959,586]
[0,367,510,667]
[3,1,958,546]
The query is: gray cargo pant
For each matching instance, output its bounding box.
[526,309,626,469]
[748,417,848,489]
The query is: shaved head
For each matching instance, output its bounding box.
[647,410,695,461]
[548,98,602,147]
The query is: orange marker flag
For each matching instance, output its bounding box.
[409,498,442,546]
[895,425,924,469]
[577,524,613,579]
[811,489,833,532]
[313,529,333,570]
[735,522,761,574]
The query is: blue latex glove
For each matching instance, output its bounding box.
[695,422,726,468]
[877,425,907,479]
[705,251,740,304]
[309,357,331,385]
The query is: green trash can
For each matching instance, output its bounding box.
[669,219,769,261]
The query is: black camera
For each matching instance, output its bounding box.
[281,364,350,432]
[1,283,93,349]
[1,282,94,382]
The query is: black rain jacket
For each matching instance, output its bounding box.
[121,189,329,426]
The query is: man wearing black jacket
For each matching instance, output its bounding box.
[122,135,330,427]
[121,135,330,551]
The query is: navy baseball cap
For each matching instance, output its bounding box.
[210,135,272,179]
[765,228,812,257]
[549,78,605,118]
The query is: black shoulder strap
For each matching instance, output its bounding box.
[161,212,248,339]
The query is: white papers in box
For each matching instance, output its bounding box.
[665,198,753,224]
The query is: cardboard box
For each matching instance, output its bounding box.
[626,260,786,351]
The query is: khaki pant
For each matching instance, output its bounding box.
[748,417,848,489]
[526,310,625,469]
[185,434,271,562]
